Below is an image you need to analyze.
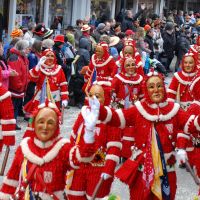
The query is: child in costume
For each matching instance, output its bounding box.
[67,84,121,200]
[87,70,197,200]
[24,48,69,115]
[0,100,97,200]
[111,56,143,160]
[84,42,118,105]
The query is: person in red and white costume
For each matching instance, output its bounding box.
[184,72,200,196]
[0,67,16,153]
[24,48,69,114]
[167,53,197,166]
[87,71,194,200]
[111,57,143,160]
[189,35,200,69]
[116,39,144,76]
[84,42,118,105]
[167,53,197,110]
[67,85,121,200]
[0,101,97,200]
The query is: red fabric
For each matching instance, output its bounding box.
[68,111,121,198]
[0,136,95,198]
[0,87,15,148]
[8,48,29,98]
[24,64,68,113]
[167,71,195,104]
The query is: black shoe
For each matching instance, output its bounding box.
[16,125,21,130]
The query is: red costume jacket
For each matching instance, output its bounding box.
[0,136,95,200]
[0,86,16,152]
[67,106,121,199]
[85,54,117,87]
[167,71,196,109]
[189,45,200,69]
[116,51,144,76]
[26,64,68,111]
[111,73,143,158]
[98,101,190,200]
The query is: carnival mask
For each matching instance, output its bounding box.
[44,51,55,66]
[89,85,105,104]
[146,76,165,103]
[123,46,134,57]
[95,45,104,59]
[124,57,136,75]
[34,107,58,142]
[182,56,195,73]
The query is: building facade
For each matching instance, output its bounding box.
[3,0,200,41]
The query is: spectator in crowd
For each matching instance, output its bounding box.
[175,10,184,27]
[121,4,146,32]
[65,25,76,47]
[144,26,155,59]
[32,23,47,42]
[162,22,176,72]
[113,22,122,36]
[8,40,30,130]
[42,38,55,51]
[108,18,116,35]
[4,28,23,57]
[23,22,36,44]
[175,28,191,71]
[74,19,83,49]
[92,23,106,43]
[42,28,54,40]
[104,21,111,35]
[125,29,135,40]
[23,40,42,117]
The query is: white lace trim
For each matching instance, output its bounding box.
[91,55,113,67]
[135,101,180,122]
[21,137,69,166]
[40,65,62,76]
[115,74,143,84]
[174,73,191,85]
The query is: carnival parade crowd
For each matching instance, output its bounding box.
[0,4,200,200]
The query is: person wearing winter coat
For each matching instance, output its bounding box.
[162,22,176,72]
[8,40,30,130]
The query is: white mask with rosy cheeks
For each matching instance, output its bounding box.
[146,76,165,103]
[89,85,105,104]
[182,56,195,73]
[34,107,58,142]
[44,51,55,66]
[124,58,136,76]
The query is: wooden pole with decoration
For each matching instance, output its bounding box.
[91,177,104,200]
[85,69,95,97]
[0,146,10,176]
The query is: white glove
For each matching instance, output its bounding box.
[62,100,68,107]
[101,173,112,180]
[89,96,100,114]
[35,56,47,71]
[176,149,187,165]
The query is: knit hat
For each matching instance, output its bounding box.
[165,22,174,31]
[144,24,151,32]
[54,34,65,43]
[34,23,47,36]
[97,23,106,31]
[10,28,23,38]
[81,24,91,32]
[125,29,135,36]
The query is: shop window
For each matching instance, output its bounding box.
[16,0,36,29]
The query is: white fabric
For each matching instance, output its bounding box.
[176,149,187,165]
[101,173,112,180]
[62,100,68,107]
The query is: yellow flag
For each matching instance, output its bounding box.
[151,125,163,200]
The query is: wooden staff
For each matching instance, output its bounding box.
[91,177,104,200]
[185,159,200,185]
[61,105,65,124]
[0,146,10,176]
